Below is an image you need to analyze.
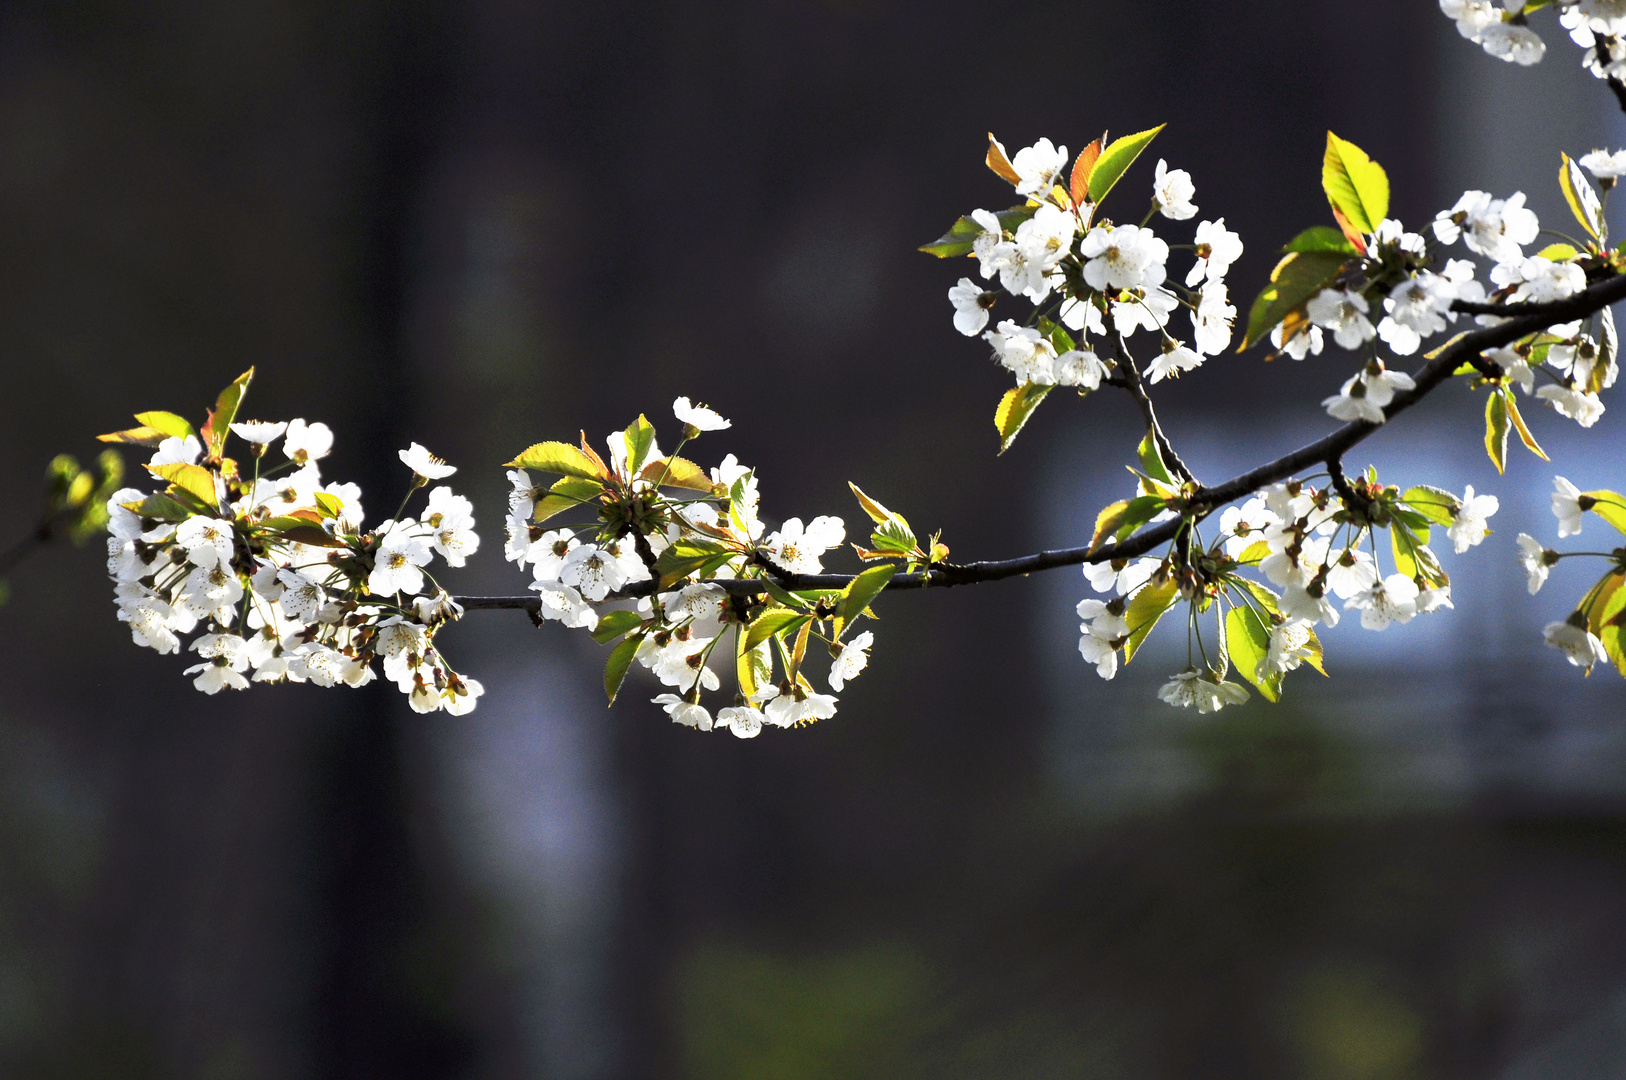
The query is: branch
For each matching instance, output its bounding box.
[1108,334,1198,485]
[453,274,1626,613]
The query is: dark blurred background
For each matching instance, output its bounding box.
[2,1,1626,1076]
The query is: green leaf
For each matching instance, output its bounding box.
[1560,152,1603,240]
[1391,524,1421,581]
[838,564,897,639]
[848,482,897,526]
[743,610,809,653]
[848,483,917,554]
[1322,132,1388,241]
[639,455,717,493]
[534,476,605,524]
[1581,490,1626,535]
[1235,579,1281,617]
[1137,429,1174,487]
[1537,242,1580,262]
[1123,574,1178,663]
[787,617,813,684]
[1235,540,1272,566]
[1087,124,1165,206]
[1281,226,1359,255]
[1587,572,1626,636]
[654,538,728,584]
[1401,486,1458,527]
[1599,307,1618,394]
[919,206,1037,258]
[603,632,644,705]
[147,462,218,508]
[1484,389,1510,474]
[1225,603,1279,702]
[1239,250,1349,351]
[590,609,645,644]
[119,493,193,521]
[97,425,171,447]
[1090,495,1165,552]
[736,632,773,702]
[623,415,657,476]
[313,491,344,519]
[275,524,345,548]
[200,368,254,461]
[133,411,195,440]
[994,382,1053,454]
[506,440,604,480]
[1504,391,1548,461]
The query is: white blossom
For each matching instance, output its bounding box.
[1346,573,1420,631]
[1260,621,1315,681]
[760,689,839,728]
[761,516,845,574]
[1151,159,1197,220]
[948,278,993,336]
[423,486,479,566]
[1271,322,1324,360]
[653,694,713,731]
[149,434,203,468]
[282,419,333,463]
[1536,384,1606,427]
[717,705,765,739]
[1306,288,1376,350]
[1010,137,1068,196]
[1544,618,1609,671]
[1080,224,1168,292]
[398,442,456,479]
[828,631,873,692]
[1480,21,1546,63]
[1323,364,1415,424]
[983,320,1060,385]
[1516,532,1555,594]
[1111,286,1179,338]
[530,582,599,630]
[369,524,432,597]
[1191,282,1236,356]
[1055,348,1107,390]
[1157,670,1249,713]
[1145,339,1204,383]
[1447,485,1499,553]
[1492,255,1585,303]
[1552,475,1587,537]
[174,515,236,570]
[673,396,731,432]
[1580,148,1626,179]
[229,420,287,447]
[1186,218,1244,286]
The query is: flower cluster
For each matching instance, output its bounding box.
[1247,132,1618,448]
[930,127,1240,422]
[502,399,922,737]
[1517,476,1626,674]
[1074,450,1495,712]
[1440,2,1626,94]
[100,370,484,712]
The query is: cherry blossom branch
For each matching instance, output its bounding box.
[454,269,1626,613]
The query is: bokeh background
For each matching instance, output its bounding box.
[1,1,1625,1076]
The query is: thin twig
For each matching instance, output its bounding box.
[1109,333,1198,485]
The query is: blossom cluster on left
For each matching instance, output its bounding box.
[99,369,484,712]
